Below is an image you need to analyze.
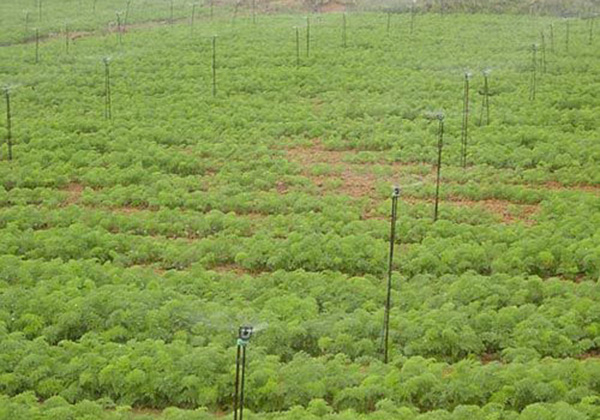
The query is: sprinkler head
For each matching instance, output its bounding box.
[392,185,400,197]
[464,71,472,79]
[237,326,253,346]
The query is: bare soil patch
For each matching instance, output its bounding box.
[286,141,539,223]
[62,183,85,205]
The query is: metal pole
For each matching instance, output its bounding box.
[566,20,570,53]
[530,44,537,101]
[104,59,112,120]
[295,27,300,67]
[383,186,399,364]
[35,28,39,63]
[342,13,347,48]
[239,345,247,420]
[212,36,217,97]
[541,31,547,73]
[5,89,12,161]
[233,344,241,420]
[191,4,196,37]
[387,12,391,34]
[306,16,310,57]
[461,73,470,168]
[433,117,444,222]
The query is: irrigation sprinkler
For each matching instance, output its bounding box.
[3,87,13,161]
[381,186,400,364]
[342,13,347,48]
[460,72,471,168]
[306,16,311,57]
[233,326,253,420]
[478,70,490,126]
[295,26,300,67]
[529,44,537,101]
[103,57,112,120]
[212,35,217,97]
[433,113,444,222]
[35,28,40,63]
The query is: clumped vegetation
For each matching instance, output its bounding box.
[1,0,600,419]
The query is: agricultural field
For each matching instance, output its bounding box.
[1,0,600,419]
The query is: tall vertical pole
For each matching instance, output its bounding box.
[124,0,132,26]
[295,26,300,67]
[104,58,112,120]
[479,71,490,126]
[116,12,123,45]
[387,12,391,35]
[541,31,547,73]
[461,73,470,168]
[530,44,537,101]
[433,116,444,222]
[4,89,12,161]
[550,23,554,53]
[382,186,399,364]
[566,20,570,53]
[233,327,252,420]
[191,3,196,37]
[65,23,70,53]
[212,36,217,97]
[306,16,310,57]
[342,13,347,48]
[233,345,241,420]
[239,346,247,420]
[35,28,40,63]
[38,0,42,21]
